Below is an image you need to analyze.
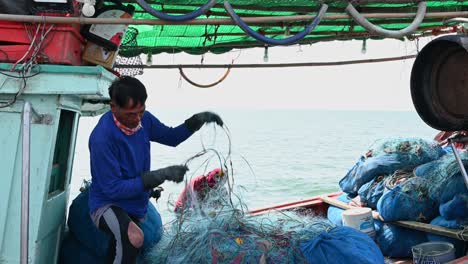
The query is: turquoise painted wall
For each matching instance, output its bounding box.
[0,64,115,263]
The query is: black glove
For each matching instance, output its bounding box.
[150,187,164,201]
[185,111,224,132]
[141,165,188,189]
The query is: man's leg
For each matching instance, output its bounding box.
[98,206,144,264]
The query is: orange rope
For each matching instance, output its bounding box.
[178,66,231,88]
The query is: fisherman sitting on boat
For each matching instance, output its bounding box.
[88,76,223,264]
[174,168,227,213]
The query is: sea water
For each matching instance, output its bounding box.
[70,109,437,222]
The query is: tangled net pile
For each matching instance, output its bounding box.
[144,125,335,263]
[145,204,334,263]
[369,137,444,166]
[414,152,468,204]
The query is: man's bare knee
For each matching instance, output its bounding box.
[127,222,144,248]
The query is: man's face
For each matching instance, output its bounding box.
[111,99,145,129]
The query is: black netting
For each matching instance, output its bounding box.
[114,55,144,76]
[115,27,144,76]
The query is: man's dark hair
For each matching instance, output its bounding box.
[108,76,148,108]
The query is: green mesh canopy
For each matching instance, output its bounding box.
[117,1,468,56]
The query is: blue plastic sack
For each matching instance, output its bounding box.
[358,176,387,209]
[370,138,445,163]
[440,194,468,220]
[327,194,350,226]
[374,221,428,258]
[339,154,401,196]
[59,231,104,264]
[377,177,438,222]
[426,216,468,258]
[140,201,163,257]
[414,155,468,204]
[67,189,110,257]
[300,226,384,264]
[439,173,468,204]
[66,189,163,258]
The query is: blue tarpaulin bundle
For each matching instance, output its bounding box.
[440,194,468,220]
[374,220,428,258]
[300,226,384,264]
[358,175,389,209]
[340,138,444,196]
[60,189,163,263]
[414,154,468,204]
[327,193,350,226]
[377,177,438,222]
[370,138,445,161]
[426,216,468,258]
[339,154,401,196]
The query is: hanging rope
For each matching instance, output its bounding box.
[135,0,216,22]
[179,66,232,88]
[346,1,427,39]
[224,1,328,46]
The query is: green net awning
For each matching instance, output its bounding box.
[117,1,468,56]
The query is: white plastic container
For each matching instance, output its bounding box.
[342,207,376,238]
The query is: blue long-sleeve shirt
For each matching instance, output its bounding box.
[88,111,193,218]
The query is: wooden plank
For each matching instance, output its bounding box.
[320,196,468,241]
[321,195,384,221]
[249,191,341,216]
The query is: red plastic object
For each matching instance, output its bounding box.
[447,256,468,264]
[0,21,84,66]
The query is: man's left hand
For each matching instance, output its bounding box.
[185,111,224,132]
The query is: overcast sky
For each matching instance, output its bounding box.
[136,36,436,111]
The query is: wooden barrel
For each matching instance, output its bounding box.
[411,35,468,131]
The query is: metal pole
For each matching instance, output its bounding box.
[115,54,418,69]
[21,102,32,264]
[0,11,467,25]
[449,140,468,190]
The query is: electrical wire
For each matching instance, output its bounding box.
[0,70,27,108]
[0,70,41,79]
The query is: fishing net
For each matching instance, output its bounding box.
[145,202,334,263]
[377,176,438,222]
[144,139,384,263]
[340,138,444,196]
[114,27,144,77]
[108,1,468,55]
[114,55,144,77]
[368,137,445,165]
[414,153,468,204]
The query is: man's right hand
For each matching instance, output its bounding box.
[141,165,188,189]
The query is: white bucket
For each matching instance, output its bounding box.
[342,207,375,238]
